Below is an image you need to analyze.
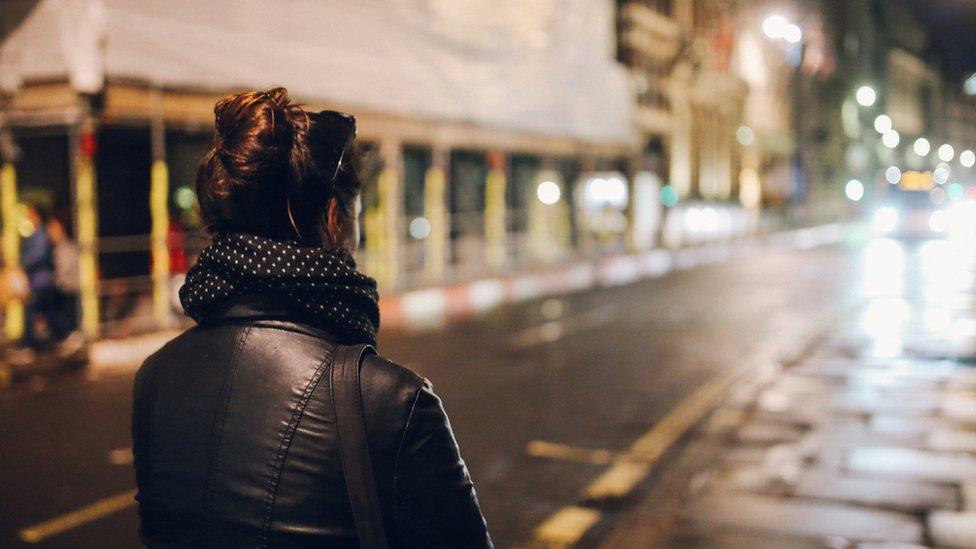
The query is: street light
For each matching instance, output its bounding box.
[913,137,931,157]
[736,125,755,146]
[873,115,892,134]
[885,166,901,185]
[856,86,877,107]
[965,73,976,96]
[845,179,864,201]
[536,180,561,205]
[783,24,802,44]
[938,144,955,162]
[763,15,789,39]
[960,149,975,168]
[882,129,899,148]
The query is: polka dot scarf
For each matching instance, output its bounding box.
[179,233,379,345]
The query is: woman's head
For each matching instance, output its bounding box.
[196,87,362,251]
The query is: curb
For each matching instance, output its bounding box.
[381,223,848,331]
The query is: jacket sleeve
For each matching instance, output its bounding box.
[131,361,153,505]
[393,380,492,548]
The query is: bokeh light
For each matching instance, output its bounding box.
[845,179,864,201]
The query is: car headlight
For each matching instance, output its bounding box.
[873,206,899,233]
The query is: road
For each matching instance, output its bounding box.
[0,241,863,547]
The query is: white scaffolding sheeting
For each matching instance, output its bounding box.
[1,0,635,143]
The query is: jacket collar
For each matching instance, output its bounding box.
[200,292,340,343]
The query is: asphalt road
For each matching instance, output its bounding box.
[0,242,861,548]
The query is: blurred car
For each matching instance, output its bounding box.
[872,187,947,239]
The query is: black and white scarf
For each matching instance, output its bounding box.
[179,233,379,345]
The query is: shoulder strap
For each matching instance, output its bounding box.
[330,343,389,549]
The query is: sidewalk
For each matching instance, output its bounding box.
[603,250,976,547]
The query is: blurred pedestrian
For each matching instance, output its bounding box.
[133,88,492,548]
[13,204,76,362]
[47,213,85,358]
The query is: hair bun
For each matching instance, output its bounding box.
[213,88,301,153]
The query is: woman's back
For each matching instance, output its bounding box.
[133,87,490,547]
[133,295,491,547]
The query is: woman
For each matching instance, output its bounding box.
[132,88,491,548]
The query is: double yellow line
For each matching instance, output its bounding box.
[531,313,828,547]
[531,369,744,547]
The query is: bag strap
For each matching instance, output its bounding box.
[330,343,389,549]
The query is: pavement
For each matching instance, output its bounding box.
[8,228,974,548]
[602,237,976,548]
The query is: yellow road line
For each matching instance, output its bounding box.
[19,489,137,543]
[534,371,740,545]
[533,506,602,548]
[584,371,739,501]
[525,440,619,465]
[583,461,652,501]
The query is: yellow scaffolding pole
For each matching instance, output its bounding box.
[484,153,507,271]
[366,139,401,291]
[149,89,171,329]
[1,162,23,340]
[363,204,384,281]
[76,125,99,338]
[422,163,448,282]
[150,160,170,327]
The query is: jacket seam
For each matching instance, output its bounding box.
[202,326,251,542]
[391,381,424,527]
[258,348,335,546]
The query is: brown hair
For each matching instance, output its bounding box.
[196,87,361,246]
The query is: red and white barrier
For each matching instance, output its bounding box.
[379,223,848,332]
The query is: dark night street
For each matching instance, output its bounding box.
[4,1,976,547]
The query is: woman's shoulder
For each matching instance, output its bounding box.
[360,352,429,399]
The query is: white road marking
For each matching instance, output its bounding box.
[19,489,137,543]
[510,305,616,349]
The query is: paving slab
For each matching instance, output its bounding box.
[726,446,776,464]
[927,427,976,453]
[736,421,806,444]
[658,525,825,549]
[790,358,872,378]
[927,510,976,548]
[854,541,928,549]
[870,416,953,442]
[766,374,836,397]
[791,470,958,512]
[714,465,782,493]
[965,481,976,510]
[687,491,923,544]
[943,395,976,424]
[847,446,976,483]
[829,392,941,417]
[948,370,976,391]
[800,421,929,461]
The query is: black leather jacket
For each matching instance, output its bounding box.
[132,295,492,548]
